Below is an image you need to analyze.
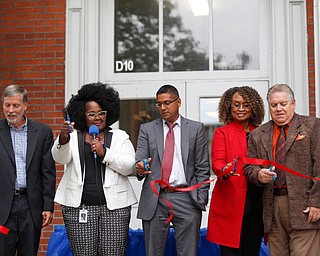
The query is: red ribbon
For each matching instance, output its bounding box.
[0,225,9,235]
[151,180,174,224]
[238,156,320,181]
[151,156,320,224]
[151,179,216,224]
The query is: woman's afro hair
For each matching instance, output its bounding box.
[65,82,120,131]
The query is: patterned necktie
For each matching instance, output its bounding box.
[161,122,177,187]
[275,125,287,187]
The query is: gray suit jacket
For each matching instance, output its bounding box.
[0,119,56,230]
[245,113,320,232]
[135,116,210,221]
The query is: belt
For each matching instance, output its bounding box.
[14,188,27,196]
[273,188,288,196]
[161,185,188,193]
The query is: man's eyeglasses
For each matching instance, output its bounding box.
[155,97,179,108]
[231,103,251,110]
[85,110,107,121]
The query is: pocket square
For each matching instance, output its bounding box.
[295,134,306,141]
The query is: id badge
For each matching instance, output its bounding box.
[79,208,88,223]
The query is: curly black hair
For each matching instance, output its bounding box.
[218,86,265,126]
[65,82,120,131]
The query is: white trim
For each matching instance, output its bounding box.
[269,0,308,115]
[287,0,309,115]
[159,0,164,73]
[65,0,84,104]
[83,0,100,84]
[270,0,288,83]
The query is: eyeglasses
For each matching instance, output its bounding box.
[231,103,251,110]
[155,97,179,108]
[85,110,107,121]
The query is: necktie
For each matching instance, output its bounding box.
[161,122,177,187]
[275,125,287,187]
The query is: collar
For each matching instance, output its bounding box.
[273,121,291,130]
[229,120,256,132]
[8,116,28,132]
[162,115,181,127]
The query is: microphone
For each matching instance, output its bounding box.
[89,125,99,159]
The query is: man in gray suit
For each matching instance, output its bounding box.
[244,84,320,256]
[135,84,210,256]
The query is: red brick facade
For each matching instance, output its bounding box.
[306,0,316,116]
[0,1,66,255]
[0,0,317,255]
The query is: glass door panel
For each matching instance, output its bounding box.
[163,0,209,71]
[120,99,158,149]
[212,0,260,70]
[114,0,160,73]
[113,0,261,73]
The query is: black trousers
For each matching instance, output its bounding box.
[0,194,41,256]
[220,212,264,256]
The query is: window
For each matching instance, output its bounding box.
[114,0,159,73]
[119,99,158,149]
[114,0,259,73]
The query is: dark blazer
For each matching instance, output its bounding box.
[135,116,210,221]
[245,113,320,232]
[0,119,56,230]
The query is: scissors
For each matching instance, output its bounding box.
[143,159,150,171]
[66,112,71,133]
[269,165,276,180]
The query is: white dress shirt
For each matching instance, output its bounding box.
[162,116,187,186]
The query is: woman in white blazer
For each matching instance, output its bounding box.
[52,82,137,256]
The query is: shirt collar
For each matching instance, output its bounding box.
[273,120,291,129]
[8,116,28,132]
[162,115,181,127]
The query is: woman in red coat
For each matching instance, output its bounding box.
[207,86,265,256]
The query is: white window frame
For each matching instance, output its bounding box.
[99,0,269,82]
[66,0,309,115]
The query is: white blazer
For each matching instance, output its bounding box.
[52,129,137,210]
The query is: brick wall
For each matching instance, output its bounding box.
[306,0,316,116]
[0,0,66,255]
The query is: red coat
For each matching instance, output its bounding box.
[206,121,256,248]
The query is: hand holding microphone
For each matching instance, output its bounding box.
[89,125,104,159]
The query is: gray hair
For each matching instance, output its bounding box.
[266,84,295,102]
[2,84,28,103]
